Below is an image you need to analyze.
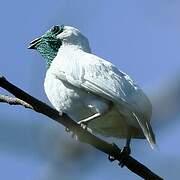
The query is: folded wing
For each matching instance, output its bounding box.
[52,51,155,148]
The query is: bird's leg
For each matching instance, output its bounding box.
[78,112,101,129]
[123,135,131,154]
[108,136,131,166]
[65,113,101,139]
[78,101,111,130]
[108,143,120,162]
[119,135,131,167]
[65,112,101,138]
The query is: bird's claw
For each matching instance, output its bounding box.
[122,146,131,155]
[118,146,131,167]
[108,143,120,162]
[78,121,92,133]
[65,127,78,140]
[65,127,70,132]
[79,122,88,130]
[108,155,116,162]
[108,143,131,168]
[65,120,92,141]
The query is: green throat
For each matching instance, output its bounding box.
[34,25,64,68]
[36,39,61,68]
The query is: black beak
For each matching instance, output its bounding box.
[28,37,42,49]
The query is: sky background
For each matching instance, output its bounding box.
[0,0,180,179]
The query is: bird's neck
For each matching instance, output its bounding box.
[45,53,56,69]
[37,42,60,69]
[44,43,91,69]
[60,42,91,53]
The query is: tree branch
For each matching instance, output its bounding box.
[0,76,163,180]
[0,94,33,109]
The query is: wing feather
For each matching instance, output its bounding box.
[52,51,155,147]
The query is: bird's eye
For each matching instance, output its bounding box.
[51,25,60,34]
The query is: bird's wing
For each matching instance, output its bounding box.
[52,52,155,147]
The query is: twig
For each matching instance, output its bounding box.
[0,76,163,180]
[0,94,33,109]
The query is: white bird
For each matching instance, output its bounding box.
[28,25,156,154]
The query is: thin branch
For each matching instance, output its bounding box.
[0,76,163,180]
[0,94,33,109]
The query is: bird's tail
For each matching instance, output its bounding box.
[132,112,156,149]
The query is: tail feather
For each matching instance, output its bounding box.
[132,112,156,149]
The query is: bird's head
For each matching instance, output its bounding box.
[28,25,91,68]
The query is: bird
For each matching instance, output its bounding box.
[28,25,156,157]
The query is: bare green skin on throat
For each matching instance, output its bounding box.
[32,25,64,68]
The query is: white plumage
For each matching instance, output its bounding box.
[43,26,155,149]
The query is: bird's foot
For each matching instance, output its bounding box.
[108,155,116,162]
[108,143,131,168]
[65,127,70,133]
[77,113,101,132]
[65,120,92,140]
[108,143,120,162]
[65,127,78,140]
[77,121,92,133]
[118,146,131,167]
[78,121,88,129]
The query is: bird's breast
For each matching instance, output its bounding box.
[44,70,100,118]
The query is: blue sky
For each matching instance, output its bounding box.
[0,0,180,179]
